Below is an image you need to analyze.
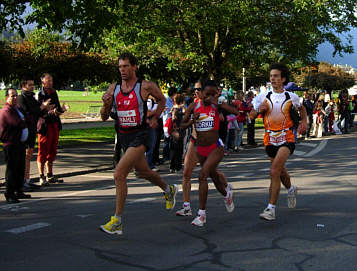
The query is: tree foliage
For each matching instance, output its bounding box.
[1,1,357,85]
[294,62,355,94]
[0,30,117,87]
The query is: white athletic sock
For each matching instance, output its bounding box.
[225,191,231,199]
[288,185,295,193]
[183,202,191,209]
[114,214,122,224]
[165,185,171,194]
[25,179,31,184]
[267,204,276,209]
[198,209,206,216]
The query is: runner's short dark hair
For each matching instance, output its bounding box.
[269,63,290,83]
[118,52,138,66]
[202,79,218,91]
[21,76,34,87]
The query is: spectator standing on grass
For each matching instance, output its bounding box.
[246,91,257,146]
[152,112,163,166]
[303,92,314,138]
[0,88,30,203]
[325,100,335,134]
[312,100,325,138]
[169,94,185,173]
[162,87,176,162]
[337,92,350,134]
[225,99,239,152]
[233,91,248,151]
[18,77,54,190]
[36,73,68,186]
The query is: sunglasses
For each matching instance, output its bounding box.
[9,94,18,98]
[193,88,202,91]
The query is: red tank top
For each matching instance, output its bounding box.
[113,81,147,131]
[193,101,219,132]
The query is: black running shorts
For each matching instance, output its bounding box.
[25,128,37,148]
[265,142,295,158]
[118,128,150,152]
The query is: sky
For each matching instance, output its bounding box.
[317,28,357,69]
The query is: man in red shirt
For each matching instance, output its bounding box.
[0,88,30,203]
[233,91,250,151]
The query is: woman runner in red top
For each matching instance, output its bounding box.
[181,80,239,226]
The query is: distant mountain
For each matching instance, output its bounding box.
[317,28,357,69]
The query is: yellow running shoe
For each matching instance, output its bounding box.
[164,184,178,210]
[99,216,122,235]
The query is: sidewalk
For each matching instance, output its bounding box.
[0,119,116,182]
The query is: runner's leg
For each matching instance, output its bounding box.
[134,145,167,191]
[211,170,228,197]
[114,146,145,216]
[182,141,198,203]
[269,146,290,205]
[197,146,224,210]
[280,166,291,190]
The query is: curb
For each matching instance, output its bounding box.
[31,165,114,182]
[0,165,114,183]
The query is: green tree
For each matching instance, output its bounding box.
[2,1,357,84]
[298,62,355,95]
[0,29,118,86]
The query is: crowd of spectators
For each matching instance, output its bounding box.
[121,85,357,172]
[302,90,357,138]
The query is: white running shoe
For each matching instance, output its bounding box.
[176,208,192,216]
[259,207,276,221]
[191,214,206,226]
[224,190,235,213]
[39,176,49,186]
[288,186,298,209]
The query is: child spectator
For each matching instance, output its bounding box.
[312,101,325,138]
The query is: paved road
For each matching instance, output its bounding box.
[1,131,356,270]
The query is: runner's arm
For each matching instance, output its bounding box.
[219,102,239,115]
[100,83,116,121]
[180,102,195,130]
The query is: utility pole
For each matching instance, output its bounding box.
[242,68,247,94]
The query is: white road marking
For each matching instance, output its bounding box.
[304,140,328,157]
[239,172,254,177]
[128,197,156,204]
[84,175,113,179]
[6,222,50,234]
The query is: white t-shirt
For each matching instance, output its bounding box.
[253,90,300,111]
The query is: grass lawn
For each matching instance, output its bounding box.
[0,126,115,152]
[58,126,115,147]
[0,89,105,114]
